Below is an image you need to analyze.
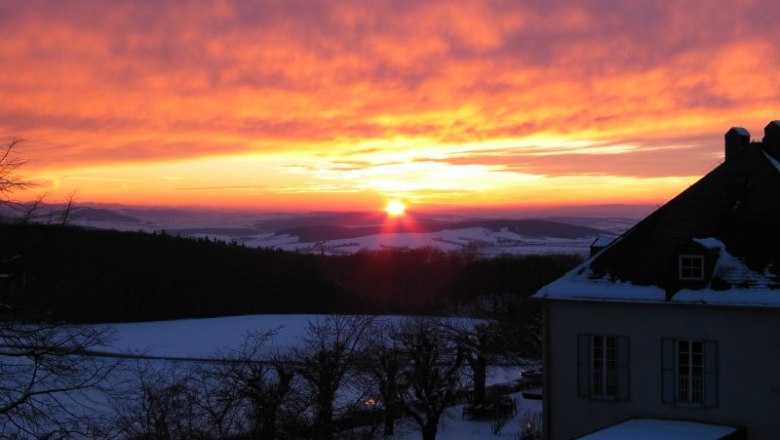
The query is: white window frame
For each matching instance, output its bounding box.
[591,335,617,398]
[676,339,704,404]
[679,255,704,280]
[663,338,717,407]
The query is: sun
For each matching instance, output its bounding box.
[385,200,406,217]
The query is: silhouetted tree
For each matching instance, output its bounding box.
[0,138,28,206]
[0,139,115,439]
[292,316,370,440]
[213,330,295,440]
[113,365,209,440]
[357,319,407,436]
[395,318,466,440]
[445,321,495,405]
[0,321,115,439]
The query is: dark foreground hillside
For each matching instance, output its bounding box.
[0,222,582,323]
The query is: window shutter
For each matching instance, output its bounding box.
[703,341,718,407]
[661,338,675,403]
[616,336,630,401]
[577,334,591,397]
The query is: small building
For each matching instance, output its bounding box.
[535,123,780,439]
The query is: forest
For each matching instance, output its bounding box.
[0,221,582,324]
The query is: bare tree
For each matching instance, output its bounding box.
[0,138,30,206]
[444,321,499,406]
[0,322,115,439]
[0,138,115,439]
[211,330,295,440]
[112,364,210,440]
[190,363,248,439]
[395,318,466,440]
[357,319,406,436]
[292,316,371,440]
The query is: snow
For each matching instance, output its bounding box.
[90,315,542,440]
[246,228,592,257]
[101,315,481,359]
[101,314,313,358]
[697,238,776,288]
[691,237,725,250]
[382,392,542,440]
[590,236,616,248]
[764,151,780,173]
[537,237,778,305]
[670,238,780,306]
[577,418,737,440]
[533,231,668,303]
[534,266,666,302]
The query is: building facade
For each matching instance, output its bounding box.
[536,122,780,439]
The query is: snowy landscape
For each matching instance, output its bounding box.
[89,314,542,440]
[57,205,644,258]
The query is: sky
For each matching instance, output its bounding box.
[2,0,779,213]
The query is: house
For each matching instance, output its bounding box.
[535,122,780,439]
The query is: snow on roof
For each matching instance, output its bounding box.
[677,237,780,306]
[591,236,616,248]
[764,151,780,173]
[578,418,738,440]
[691,237,724,250]
[537,237,778,305]
[534,265,666,302]
[695,237,777,289]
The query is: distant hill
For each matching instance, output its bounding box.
[1,203,632,256]
[70,207,145,224]
[276,218,608,242]
[255,211,393,231]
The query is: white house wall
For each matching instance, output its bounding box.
[544,300,778,440]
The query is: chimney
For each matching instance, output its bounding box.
[724,127,750,161]
[762,120,780,159]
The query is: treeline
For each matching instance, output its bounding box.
[0,222,582,323]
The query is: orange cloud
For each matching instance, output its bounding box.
[2,1,779,210]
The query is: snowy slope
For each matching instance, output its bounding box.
[92,314,541,440]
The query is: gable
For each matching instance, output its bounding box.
[536,135,780,306]
[588,143,780,295]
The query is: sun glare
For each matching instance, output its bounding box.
[385,200,406,217]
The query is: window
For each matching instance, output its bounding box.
[592,335,617,397]
[577,334,629,400]
[662,339,718,407]
[679,255,704,280]
[677,340,703,403]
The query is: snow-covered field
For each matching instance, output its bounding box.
[192,228,594,257]
[93,314,541,440]
[69,214,612,257]
[101,314,482,358]
[72,219,597,256]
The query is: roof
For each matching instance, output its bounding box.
[591,236,616,248]
[727,127,750,137]
[536,140,780,306]
[577,418,740,440]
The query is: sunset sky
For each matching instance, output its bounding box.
[2,1,779,212]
